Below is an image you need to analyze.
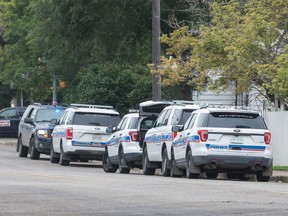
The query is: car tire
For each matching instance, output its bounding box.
[59,143,70,166]
[142,147,156,175]
[170,150,183,177]
[256,171,270,182]
[50,145,60,164]
[118,149,130,174]
[102,149,117,173]
[161,148,170,177]
[206,171,219,179]
[18,136,28,158]
[186,149,200,179]
[30,137,40,160]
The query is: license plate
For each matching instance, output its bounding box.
[92,134,102,141]
[230,136,243,143]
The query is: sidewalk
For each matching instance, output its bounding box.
[1,138,287,183]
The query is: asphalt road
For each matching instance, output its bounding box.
[1,140,288,216]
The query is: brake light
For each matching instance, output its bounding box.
[172,131,178,140]
[129,131,139,141]
[198,130,208,142]
[66,127,73,140]
[264,132,271,144]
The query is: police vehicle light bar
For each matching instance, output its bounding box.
[70,103,114,109]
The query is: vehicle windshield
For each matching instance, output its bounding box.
[35,109,65,122]
[73,112,120,127]
[207,112,267,129]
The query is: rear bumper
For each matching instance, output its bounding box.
[193,155,272,170]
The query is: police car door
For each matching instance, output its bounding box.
[146,109,172,162]
[174,113,198,162]
[108,117,128,158]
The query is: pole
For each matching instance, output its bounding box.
[152,0,161,100]
[52,73,57,106]
[20,89,23,107]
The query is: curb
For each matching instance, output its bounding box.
[0,140,17,146]
[270,176,288,183]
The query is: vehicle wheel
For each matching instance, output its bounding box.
[186,149,200,179]
[161,148,170,177]
[102,149,117,173]
[18,136,28,158]
[30,137,40,160]
[16,136,20,152]
[256,171,270,182]
[59,143,70,166]
[118,149,130,174]
[142,147,156,175]
[170,150,183,177]
[206,171,219,179]
[50,145,60,164]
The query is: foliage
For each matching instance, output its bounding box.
[0,0,155,111]
[72,63,152,115]
[159,0,288,105]
[0,0,53,103]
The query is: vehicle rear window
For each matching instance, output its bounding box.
[36,109,64,122]
[73,112,120,127]
[207,112,267,129]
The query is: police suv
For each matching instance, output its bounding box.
[170,107,272,182]
[143,101,200,176]
[51,104,120,166]
[17,103,65,159]
[102,101,172,173]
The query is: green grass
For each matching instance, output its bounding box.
[273,166,288,171]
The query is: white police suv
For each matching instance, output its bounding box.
[51,104,120,166]
[102,101,172,173]
[170,107,272,182]
[143,101,200,176]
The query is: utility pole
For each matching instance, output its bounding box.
[152,0,161,100]
[52,73,57,106]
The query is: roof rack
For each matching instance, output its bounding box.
[70,103,114,109]
[200,104,249,110]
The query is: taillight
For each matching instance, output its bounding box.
[172,131,178,140]
[198,130,208,142]
[66,127,73,140]
[264,132,271,144]
[129,131,139,141]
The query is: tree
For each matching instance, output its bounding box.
[159,0,288,106]
[0,0,53,104]
[73,63,152,115]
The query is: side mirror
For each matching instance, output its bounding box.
[50,119,58,125]
[172,125,183,132]
[24,118,34,124]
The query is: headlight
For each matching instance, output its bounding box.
[37,130,49,137]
